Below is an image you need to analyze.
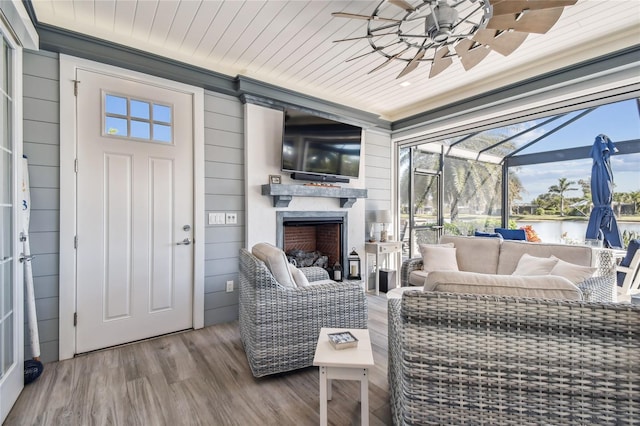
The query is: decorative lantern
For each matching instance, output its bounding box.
[347,248,361,280]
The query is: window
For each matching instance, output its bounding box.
[104,94,173,143]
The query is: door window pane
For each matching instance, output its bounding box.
[1,150,10,204]
[2,313,14,373]
[105,116,127,136]
[2,261,11,318]
[104,94,173,143]
[105,95,126,115]
[130,100,150,119]
[131,120,150,139]
[1,97,9,151]
[153,124,171,142]
[0,206,10,261]
[153,104,171,123]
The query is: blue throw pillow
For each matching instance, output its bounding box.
[494,228,527,241]
[617,239,640,286]
[474,231,502,239]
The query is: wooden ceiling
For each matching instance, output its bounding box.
[30,0,640,120]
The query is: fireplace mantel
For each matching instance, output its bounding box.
[261,184,367,208]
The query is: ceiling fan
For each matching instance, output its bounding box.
[332,0,578,79]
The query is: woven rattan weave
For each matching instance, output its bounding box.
[389,291,640,425]
[239,248,367,377]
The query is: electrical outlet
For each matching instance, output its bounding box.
[208,212,226,225]
[226,212,237,225]
[226,280,234,292]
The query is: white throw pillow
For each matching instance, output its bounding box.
[512,253,558,276]
[288,263,310,287]
[419,245,459,272]
[549,258,597,285]
[251,242,297,288]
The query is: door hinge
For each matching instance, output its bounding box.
[73,79,80,96]
[73,312,77,326]
[74,158,78,173]
[74,235,78,249]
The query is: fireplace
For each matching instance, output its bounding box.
[276,211,348,273]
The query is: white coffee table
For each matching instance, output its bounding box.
[313,328,374,426]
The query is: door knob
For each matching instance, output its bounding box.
[176,238,192,246]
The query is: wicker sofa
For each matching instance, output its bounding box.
[401,235,616,302]
[239,246,367,377]
[388,291,640,425]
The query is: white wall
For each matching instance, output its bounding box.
[244,102,366,257]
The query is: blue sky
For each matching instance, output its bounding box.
[510,98,640,200]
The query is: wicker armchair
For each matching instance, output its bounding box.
[389,291,640,425]
[239,248,367,377]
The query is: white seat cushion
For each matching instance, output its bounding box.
[387,286,423,299]
[409,270,429,286]
[425,270,582,300]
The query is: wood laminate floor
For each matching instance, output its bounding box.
[5,294,391,426]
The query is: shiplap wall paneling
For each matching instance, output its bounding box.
[22,50,61,363]
[364,129,392,214]
[203,91,245,325]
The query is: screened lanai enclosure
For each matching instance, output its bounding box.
[397,96,640,259]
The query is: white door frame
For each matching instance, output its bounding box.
[59,55,205,360]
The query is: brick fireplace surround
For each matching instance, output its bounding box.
[276,211,348,270]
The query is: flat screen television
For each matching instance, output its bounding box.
[281,108,362,181]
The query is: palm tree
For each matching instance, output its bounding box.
[548,177,578,216]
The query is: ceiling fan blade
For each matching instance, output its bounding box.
[397,49,426,79]
[486,7,564,33]
[332,12,400,23]
[333,32,397,43]
[472,29,528,56]
[368,48,411,74]
[388,0,416,12]
[454,38,491,70]
[429,47,453,78]
[490,0,577,16]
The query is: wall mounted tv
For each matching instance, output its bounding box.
[281,108,362,182]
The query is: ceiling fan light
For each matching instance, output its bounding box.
[426,3,459,43]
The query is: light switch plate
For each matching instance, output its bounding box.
[226,212,237,225]
[226,280,234,292]
[208,212,226,225]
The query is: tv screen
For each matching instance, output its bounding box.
[281,109,362,179]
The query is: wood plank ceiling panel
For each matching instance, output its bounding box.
[148,1,180,45]
[214,1,287,68]
[261,1,340,80]
[231,1,309,73]
[191,2,244,60]
[274,2,379,84]
[162,0,202,51]
[178,1,224,58]
[130,1,158,42]
[29,0,640,120]
[244,1,333,74]
[113,1,137,35]
[208,1,268,62]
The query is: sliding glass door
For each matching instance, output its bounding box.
[0,23,23,423]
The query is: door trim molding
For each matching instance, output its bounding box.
[59,55,205,360]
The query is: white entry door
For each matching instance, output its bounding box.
[75,69,194,353]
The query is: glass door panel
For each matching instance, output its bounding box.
[411,172,442,256]
[0,27,22,423]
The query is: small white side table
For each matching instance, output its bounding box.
[313,328,374,426]
[365,241,402,295]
